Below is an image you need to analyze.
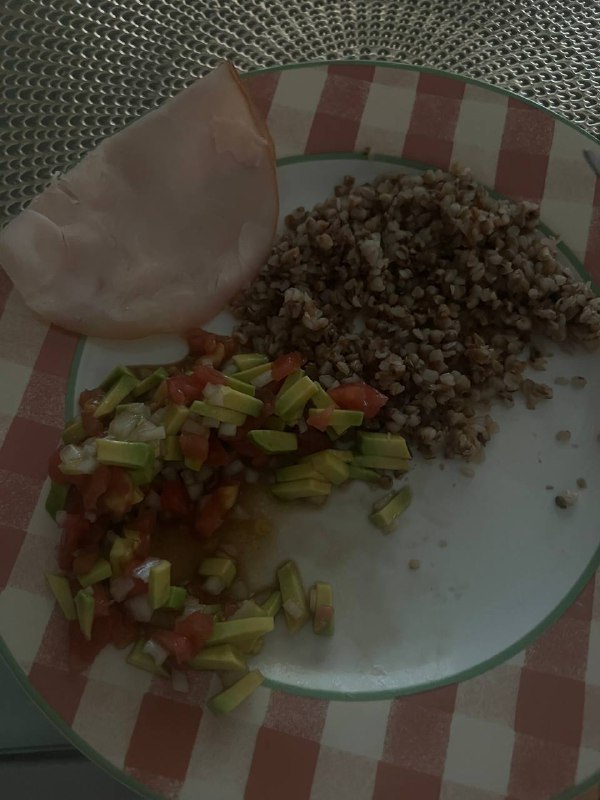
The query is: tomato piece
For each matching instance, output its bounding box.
[79,388,104,415]
[81,411,105,438]
[110,607,138,649]
[99,468,138,517]
[92,583,112,617]
[152,629,193,665]
[194,493,225,538]
[72,548,100,577]
[65,486,84,515]
[296,428,331,456]
[128,511,157,538]
[180,432,209,463]
[307,406,335,432]
[58,514,91,570]
[167,374,201,405]
[272,352,304,381]
[175,611,214,653]
[160,479,190,517]
[327,382,388,419]
[187,329,218,356]
[192,365,226,387]
[206,435,230,467]
[80,465,111,511]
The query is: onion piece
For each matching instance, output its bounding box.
[296,418,308,434]
[219,422,237,437]
[224,459,243,477]
[55,510,68,528]
[203,417,220,429]
[143,639,169,666]
[110,576,135,602]
[125,594,153,622]
[182,418,206,435]
[132,421,166,442]
[171,670,190,693]
[108,411,140,440]
[203,575,225,596]
[203,383,222,404]
[144,490,161,511]
[150,407,167,425]
[245,468,259,484]
[132,557,162,582]
[251,369,273,388]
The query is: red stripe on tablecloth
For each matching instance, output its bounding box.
[125,693,203,782]
[32,607,72,670]
[29,661,87,726]
[401,72,466,169]
[34,325,80,379]
[0,416,60,479]
[524,613,592,681]
[264,691,328,741]
[495,97,555,202]
[564,577,596,621]
[0,271,12,318]
[126,768,182,800]
[305,64,375,154]
[372,762,441,800]
[0,469,44,530]
[379,683,457,782]
[244,72,282,122]
[514,668,585,748]
[0,524,26,589]
[583,177,600,285]
[245,726,320,800]
[507,734,580,800]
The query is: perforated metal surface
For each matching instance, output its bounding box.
[1,0,599,223]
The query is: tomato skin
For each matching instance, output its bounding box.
[194,493,224,538]
[81,465,111,511]
[187,330,237,362]
[180,432,209,463]
[92,583,112,617]
[327,382,388,419]
[167,366,226,406]
[48,448,71,486]
[160,479,190,517]
[307,406,334,432]
[152,629,193,665]
[296,428,331,456]
[272,352,304,381]
[72,548,100,577]
[79,389,106,437]
[99,468,138,516]
[206,435,230,467]
[175,611,213,653]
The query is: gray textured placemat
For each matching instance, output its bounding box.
[1,0,599,221]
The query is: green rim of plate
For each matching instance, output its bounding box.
[1,60,598,800]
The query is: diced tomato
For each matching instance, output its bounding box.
[72,548,100,577]
[80,465,111,511]
[167,365,226,406]
[180,432,209,463]
[296,428,331,456]
[58,514,91,570]
[99,468,138,516]
[128,511,157,538]
[206,435,230,467]
[194,493,225,538]
[160,479,190,517]
[152,629,194,665]
[110,607,138,649]
[272,352,304,381]
[327,381,388,419]
[187,330,238,363]
[92,583,112,617]
[65,486,84,515]
[48,448,71,486]
[221,600,239,619]
[229,437,264,461]
[79,389,106,437]
[307,406,335,432]
[81,411,105,438]
[175,611,213,653]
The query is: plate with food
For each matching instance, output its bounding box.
[0,61,598,800]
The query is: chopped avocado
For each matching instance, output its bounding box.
[45,574,77,621]
[109,537,135,577]
[152,380,168,406]
[264,415,286,431]
[74,589,95,640]
[163,403,189,434]
[190,644,247,671]
[164,586,187,611]
[236,637,264,655]
[311,384,336,410]
[99,365,136,391]
[309,451,351,485]
[190,400,246,426]
[275,375,317,421]
[307,408,364,434]
[123,527,141,545]
[230,600,267,619]
[45,481,69,520]
[348,464,380,482]
[223,374,257,396]
[161,435,183,461]
[207,617,274,646]
[232,353,269,371]
[149,560,171,609]
[370,485,413,531]
[276,463,323,483]
[78,558,112,588]
[261,591,282,617]
[130,446,158,486]
[280,369,305,395]
[94,373,139,418]
[219,386,264,417]
[208,670,264,714]
[132,367,168,398]
[300,449,352,464]
[198,557,237,588]
[232,361,273,384]
[184,456,206,471]
[115,402,149,416]
[357,431,412,459]
[62,417,86,445]
[127,639,169,677]
[277,560,309,632]
[271,479,331,500]
[247,430,298,454]
[353,455,410,472]
[96,439,154,469]
[311,582,335,636]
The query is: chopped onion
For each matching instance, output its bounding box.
[221,361,237,375]
[251,370,273,388]
[109,411,140,440]
[55,510,67,527]
[171,670,190,693]
[143,639,169,666]
[110,576,135,602]
[283,599,304,620]
[296,418,308,434]
[224,459,244,477]
[132,557,162,582]
[132,422,166,442]
[203,417,220,429]
[144,490,161,511]
[125,594,154,622]
[182,418,206,435]
[187,484,203,501]
[245,468,259,484]
[199,356,214,366]
[219,422,237,438]
[203,575,225,596]
[162,466,178,481]
[230,580,249,601]
[150,407,167,425]
[203,383,222,403]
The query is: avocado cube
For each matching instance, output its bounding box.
[311,384,336,410]
[312,581,335,636]
[151,380,168,406]
[370,485,413,531]
[163,403,189,434]
[62,417,86,445]
[271,479,331,500]
[353,455,410,472]
[299,449,352,464]
[127,639,169,677]
[190,644,247,671]
[275,375,317,422]
[232,361,273,384]
[161,435,183,461]
[46,573,77,621]
[219,386,263,418]
[96,439,154,470]
[149,560,171,609]
[247,430,298,454]
[309,451,351,485]
[261,590,282,617]
[190,400,246,426]
[78,558,112,588]
[232,353,269,371]
[74,589,95,640]
[230,600,268,619]
[132,367,168,398]
[94,373,139,418]
[223,374,257,396]
[277,560,309,632]
[348,464,380,482]
[280,369,306,395]
[164,586,187,611]
[198,557,236,588]
[358,431,412,459]
[109,537,136,577]
[130,446,158,486]
[207,617,275,647]
[208,670,264,714]
[99,365,136,391]
[276,463,323,483]
[45,481,69,520]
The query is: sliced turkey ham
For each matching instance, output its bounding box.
[0,62,278,338]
